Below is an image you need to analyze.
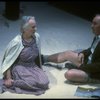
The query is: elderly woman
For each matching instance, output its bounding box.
[0,16,49,95]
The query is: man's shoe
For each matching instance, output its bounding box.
[44,62,65,70]
[65,63,78,69]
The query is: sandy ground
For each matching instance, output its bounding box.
[0,2,99,99]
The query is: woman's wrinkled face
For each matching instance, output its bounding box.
[24,19,37,37]
[91,16,100,36]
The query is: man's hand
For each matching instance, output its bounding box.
[78,53,84,66]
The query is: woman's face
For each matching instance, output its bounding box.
[24,19,37,37]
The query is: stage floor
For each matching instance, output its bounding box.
[0,2,99,99]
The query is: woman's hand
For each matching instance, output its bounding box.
[4,68,14,88]
[4,78,14,88]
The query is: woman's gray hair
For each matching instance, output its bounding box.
[20,16,35,33]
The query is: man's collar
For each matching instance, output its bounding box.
[95,35,100,39]
[98,35,100,38]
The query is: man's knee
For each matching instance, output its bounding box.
[64,69,89,82]
[64,70,74,80]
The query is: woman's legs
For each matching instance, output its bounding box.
[47,50,81,67]
[64,69,89,83]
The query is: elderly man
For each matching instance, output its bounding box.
[43,14,100,83]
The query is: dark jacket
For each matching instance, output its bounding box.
[79,37,100,75]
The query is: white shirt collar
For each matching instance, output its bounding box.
[95,35,100,39]
[98,35,100,39]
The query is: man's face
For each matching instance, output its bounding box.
[91,16,100,36]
